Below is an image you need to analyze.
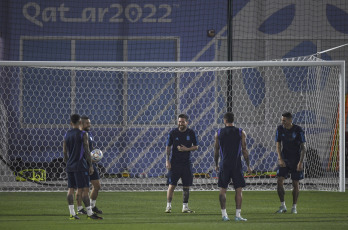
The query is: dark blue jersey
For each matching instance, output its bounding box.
[64,128,89,172]
[166,128,198,166]
[88,131,97,167]
[217,126,243,170]
[87,131,94,152]
[275,124,306,165]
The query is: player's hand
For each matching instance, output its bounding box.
[247,166,252,174]
[89,166,94,175]
[177,145,184,151]
[166,160,171,169]
[297,162,303,171]
[177,145,188,152]
[278,159,286,167]
[215,166,219,172]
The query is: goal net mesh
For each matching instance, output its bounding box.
[0,57,344,191]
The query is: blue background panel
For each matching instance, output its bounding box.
[75,40,124,61]
[22,40,71,61]
[128,40,177,61]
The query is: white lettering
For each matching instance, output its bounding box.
[82,8,96,22]
[23,2,175,27]
[58,3,86,22]
[23,2,43,27]
[143,4,157,23]
[58,4,72,22]
[158,4,172,23]
[98,8,109,23]
[109,4,123,23]
[125,4,142,23]
[42,7,56,22]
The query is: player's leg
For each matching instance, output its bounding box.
[90,163,103,214]
[290,167,303,214]
[276,176,287,213]
[75,171,102,220]
[277,177,285,203]
[232,170,247,221]
[67,172,79,220]
[165,169,178,213]
[217,169,230,221]
[219,187,229,221]
[219,188,227,209]
[291,180,299,214]
[166,184,176,213]
[76,190,87,215]
[182,186,195,213]
[276,166,289,213]
[181,165,194,213]
[234,187,247,221]
[235,187,242,209]
[68,188,79,220]
[90,179,102,214]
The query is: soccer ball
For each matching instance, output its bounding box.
[91,149,103,162]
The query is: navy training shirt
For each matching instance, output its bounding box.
[87,131,94,151]
[217,126,243,171]
[88,131,98,167]
[166,128,198,166]
[64,128,89,172]
[275,124,306,165]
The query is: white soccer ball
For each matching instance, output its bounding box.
[91,149,103,162]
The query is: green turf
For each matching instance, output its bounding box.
[0,190,347,230]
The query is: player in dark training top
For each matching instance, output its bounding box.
[275,112,306,214]
[214,112,251,222]
[63,114,102,220]
[76,116,103,215]
[165,114,198,213]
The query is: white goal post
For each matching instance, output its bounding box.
[0,59,345,192]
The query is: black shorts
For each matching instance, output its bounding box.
[67,171,90,189]
[90,164,100,181]
[277,163,303,180]
[167,165,193,187]
[218,168,246,189]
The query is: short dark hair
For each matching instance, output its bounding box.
[70,114,80,124]
[282,112,292,119]
[81,115,89,120]
[178,114,188,121]
[223,112,234,123]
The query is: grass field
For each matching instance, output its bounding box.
[0,190,347,230]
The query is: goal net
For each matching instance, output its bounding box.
[0,58,345,192]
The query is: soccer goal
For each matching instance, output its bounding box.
[0,58,345,192]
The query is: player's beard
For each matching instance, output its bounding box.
[178,125,186,131]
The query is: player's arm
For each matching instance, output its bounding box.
[83,132,94,175]
[178,131,199,152]
[275,127,285,167]
[178,145,198,152]
[63,140,68,163]
[276,141,285,167]
[297,142,306,171]
[165,131,173,169]
[241,131,252,174]
[166,146,171,169]
[214,132,220,172]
